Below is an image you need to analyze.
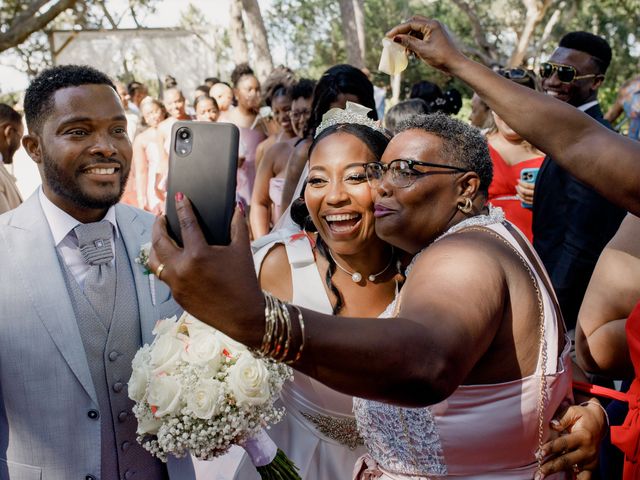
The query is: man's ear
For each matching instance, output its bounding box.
[592,74,605,92]
[22,133,43,164]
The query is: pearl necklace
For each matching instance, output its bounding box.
[328,247,395,283]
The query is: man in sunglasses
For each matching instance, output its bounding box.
[530,31,626,332]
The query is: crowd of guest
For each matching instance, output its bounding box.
[1,14,640,480]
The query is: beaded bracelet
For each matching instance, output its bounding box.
[579,400,610,427]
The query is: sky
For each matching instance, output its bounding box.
[0,0,274,93]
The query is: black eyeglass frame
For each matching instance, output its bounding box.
[364,159,469,188]
[538,62,598,84]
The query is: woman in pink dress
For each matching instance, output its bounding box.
[224,64,266,206]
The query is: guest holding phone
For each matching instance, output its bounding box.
[486,68,544,241]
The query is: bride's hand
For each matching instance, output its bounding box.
[148,194,264,346]
[536,400,606,479]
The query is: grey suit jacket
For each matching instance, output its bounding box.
[0,193,195,480]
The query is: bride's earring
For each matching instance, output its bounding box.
[457,197,473,213]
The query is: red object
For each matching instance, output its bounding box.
[487,144,543,242]
[611,301,640,480]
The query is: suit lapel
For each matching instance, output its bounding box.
[116,204,158,346]
[5,194,97,403]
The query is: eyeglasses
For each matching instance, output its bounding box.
[290,109,311,121]
[539,62,597,84]
[364,159,468,189]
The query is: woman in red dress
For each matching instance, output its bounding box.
[486,69,543,241]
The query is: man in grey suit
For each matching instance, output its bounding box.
[0,65,195,480]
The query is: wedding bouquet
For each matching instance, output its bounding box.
[128,312,300,478]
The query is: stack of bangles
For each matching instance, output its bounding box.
[254,291,305,364]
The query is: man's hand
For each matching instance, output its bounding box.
[385,16,467,74]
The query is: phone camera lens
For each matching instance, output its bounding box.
[178,128,191,141]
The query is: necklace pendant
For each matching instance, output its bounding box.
[368,274,376,282]
[351,272,362,283]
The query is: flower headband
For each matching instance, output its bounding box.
[314,101,386,138]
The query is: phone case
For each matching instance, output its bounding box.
[519,167,539,209]
[166,121,239,246]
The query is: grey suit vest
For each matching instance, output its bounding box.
[59,233,168,480]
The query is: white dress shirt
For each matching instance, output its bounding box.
[577,100,599,112]
[38,187,119,289]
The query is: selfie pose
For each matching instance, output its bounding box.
[150,105,607,478]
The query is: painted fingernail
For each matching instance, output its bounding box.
[393,36,402,43]
[237,201,245,216]
[175,192,184,202]
[534,472,544,480]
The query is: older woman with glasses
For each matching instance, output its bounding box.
[150,107,607,478]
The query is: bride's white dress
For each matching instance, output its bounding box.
[193,231,367,479]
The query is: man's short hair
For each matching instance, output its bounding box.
[24,64,115,133]
[559,31,612,73]
[395,113,493,195]
[0,103,21,126]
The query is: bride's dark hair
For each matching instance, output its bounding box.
[290,123,390,314]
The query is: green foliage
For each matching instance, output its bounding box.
[266,0,639,107]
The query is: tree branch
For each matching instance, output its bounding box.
[0,0,79,53]
[449,0,496,62]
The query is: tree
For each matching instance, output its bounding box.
[338,0,364,68]
[229,0,249,65]
[240,0,274,81]
[0,0,79,53]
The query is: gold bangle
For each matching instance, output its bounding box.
[287,304,305,364]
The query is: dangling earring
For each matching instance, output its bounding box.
[458,197,473,213]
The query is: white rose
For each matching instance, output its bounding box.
[183,314,214,336]
[185,379,223,419]
[227,352,271,407]
[128,362,151,403]
[136,409,163,435]
[182,330,223,374]
[147,374,183,417]
[215,330,249,356]
[150,334,184,374]
[152,316,180,337]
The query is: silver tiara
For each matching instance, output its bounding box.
[314,101,386,138]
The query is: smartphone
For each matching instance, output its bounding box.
[165,121,239,246]
[519,167,539,209]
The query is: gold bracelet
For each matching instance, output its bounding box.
[286,304,305,364]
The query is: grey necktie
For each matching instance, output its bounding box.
[74,220,116,327]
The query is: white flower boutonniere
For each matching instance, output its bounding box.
[135,242,152,275]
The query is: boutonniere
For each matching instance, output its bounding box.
[135,242,152,275]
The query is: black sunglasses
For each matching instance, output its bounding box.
[539,62,597,84]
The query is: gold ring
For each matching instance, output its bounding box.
[155,263,166,280]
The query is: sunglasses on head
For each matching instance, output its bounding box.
[539,62,597,84]
[497,68,530,80]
